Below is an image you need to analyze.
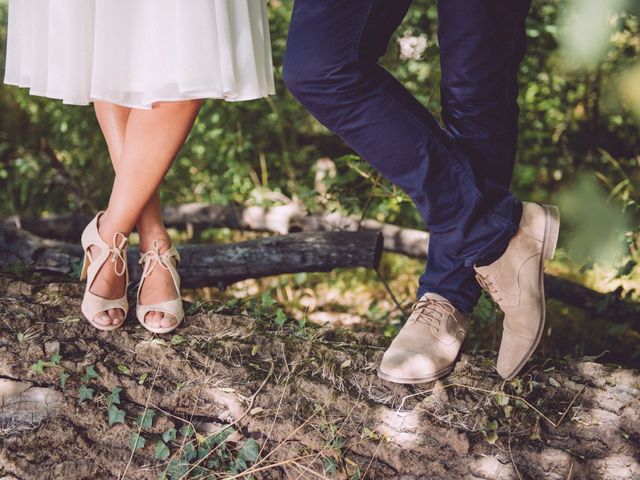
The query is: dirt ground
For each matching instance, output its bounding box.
[0,274,639,480]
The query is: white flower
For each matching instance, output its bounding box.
[398,32,428,61]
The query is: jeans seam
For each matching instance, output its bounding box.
[352,0,376,64]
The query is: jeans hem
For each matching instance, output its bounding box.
[417,286,475,314]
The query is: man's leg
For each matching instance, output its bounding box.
[419,0,532,311]
[284,0,522,314]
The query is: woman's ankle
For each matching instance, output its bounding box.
[138,227,171,251]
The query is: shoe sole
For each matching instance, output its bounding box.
[376,364,454,384]
[501,203,560,380]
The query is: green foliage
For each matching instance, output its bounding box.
[136,409,156,430]
[78,385,94,403]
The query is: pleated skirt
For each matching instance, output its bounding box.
[4,0,276,108]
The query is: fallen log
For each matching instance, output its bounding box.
[0,276,638,479]
[4,208,640,323]
[2,202,429,258]
[0,225,383,289]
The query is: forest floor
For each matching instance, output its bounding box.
[1,274,639,480]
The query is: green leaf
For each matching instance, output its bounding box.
[182,443,197,462]
[78,385,94,403]
[171,335,185,346]
[274,308,287,326]
[211,427,236,445]
[31,360,45,373]
[297,316,307,330]
[163,428,177,443]
[323,457,337,475]
[117,364,131,375]
[261,291,276,308]
[483,430,498,445]
[154,441,170,460]
[136,409,155,430]
[50,351,61,365]
[167,459,188,478]
[60,371,70,389]
[180,424,194,438]
[129,432,145,451]
[16,332,25,343]
[237,438,260,464]
[108,404,126,426]
[138,372,148,385]
[81,365,99,383]
[494,393,510,406]
[107,386,122,406]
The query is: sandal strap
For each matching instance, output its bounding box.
[138,240,181,293]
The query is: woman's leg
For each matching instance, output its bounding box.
[91,100,202,327]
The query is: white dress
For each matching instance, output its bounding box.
[4,0,275,109]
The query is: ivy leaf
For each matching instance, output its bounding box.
[60,371,70,389]
[163,428,177,443]
[483,430,498,445]
[31,360,45,373]
[274,308,287,327]
[108,404,126,426]
[237,438,260,464]
[211,427,235,445]
[107,386,122,406]
[323,457,337,475]
[136,409,155,430]
[78,385,94,403]
[129,432,145,451]
[167,459,188,478]
[50,351,61,365]
[154,441,170,460]
[180,424,194,438]
[182,443,197,462]
[261,291,276,308]
[81,365,99,383]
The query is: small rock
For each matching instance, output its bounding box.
[44,340,60,358]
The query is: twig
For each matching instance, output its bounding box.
[375,267,409,319]
[181,361,276,478]
[508,424,523,480]
[118,362,163,480]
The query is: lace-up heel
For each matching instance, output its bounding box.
[136,239,184,334]
[80,211,129,331]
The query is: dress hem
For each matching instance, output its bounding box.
[4,79,276,109]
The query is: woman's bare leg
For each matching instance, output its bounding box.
[91,100,202,328]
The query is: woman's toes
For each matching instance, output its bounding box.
[145,310,161,328]
[108,308,124,324]
[94,312,112,326]
[160,314,177,328]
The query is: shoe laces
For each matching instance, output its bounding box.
[410,297,456,332]
[475,273,503,303]
[108,232,128,277]
[139,239,176,278]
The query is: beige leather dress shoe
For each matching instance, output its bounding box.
[474,202,560,380]
[377,293,469,384]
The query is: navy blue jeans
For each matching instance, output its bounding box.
[283,0,531,313]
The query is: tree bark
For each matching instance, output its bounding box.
[0,225,383,289]
[0,276,638,480]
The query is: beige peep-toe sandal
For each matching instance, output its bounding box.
[136,240,184,334]
[80,211,129,331]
